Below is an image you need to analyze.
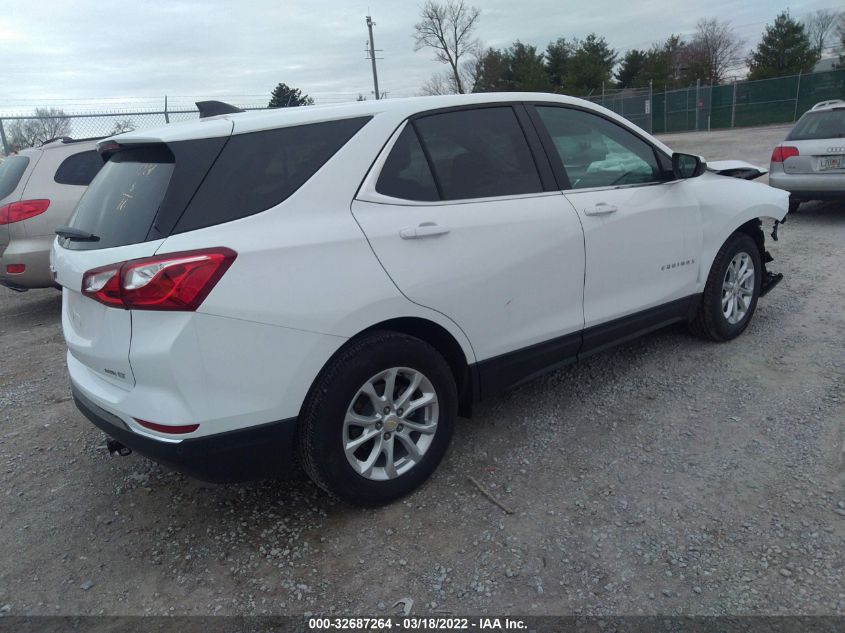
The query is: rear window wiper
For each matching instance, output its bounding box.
[55,226,100,242]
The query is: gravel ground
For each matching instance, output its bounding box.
[0,125,843,617]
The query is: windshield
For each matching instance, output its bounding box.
[787,110,845,141]
[0,156,31,201]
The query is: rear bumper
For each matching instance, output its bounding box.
[768,171,845,198]
[0,235,55,289]
[72,385,299,483]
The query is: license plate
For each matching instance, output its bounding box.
[819,155,845,170]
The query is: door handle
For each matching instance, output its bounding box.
[583,203,618,216]
[399,222,450,239]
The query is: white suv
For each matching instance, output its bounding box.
[53,94,788,505]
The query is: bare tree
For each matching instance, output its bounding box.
[420,71,455,96]
[804,9,841,58]
[413,0,481,94]
[8,108,72,150]
[110,119,135,135]
[685,18,744,84]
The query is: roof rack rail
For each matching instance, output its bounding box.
[811,99,845,110]
[196,101,245,118]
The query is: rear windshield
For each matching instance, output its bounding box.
[0,156,30,201]
[787,110,845,140]
[64,147,175,250]
[61,116,370,250]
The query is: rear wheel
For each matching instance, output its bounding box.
[298,331,457,506]
[689,232,762,342]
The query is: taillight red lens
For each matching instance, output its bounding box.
[81,247,236,311]
[134,418,200,434]
[81,264,123,307]
[6,264,26,274]
[0,199,50,225]
[771,146,799,162]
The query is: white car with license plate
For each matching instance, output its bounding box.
[52,94,788,505]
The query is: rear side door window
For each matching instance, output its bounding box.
[54,150,104,186]
[535,106,661,190]
[376,125,439,201]
[412,107,544,201]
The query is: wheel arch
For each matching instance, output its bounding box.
[303,316,477,420]
[359,317,476,418]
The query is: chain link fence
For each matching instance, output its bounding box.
[2,69,843,155]
[0,105,269,155]
[587,68,844,135]
[589,86,655,133]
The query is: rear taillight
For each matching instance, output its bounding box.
[0,199,50,225]
[6,264,26,274]
[81,247,236,311]
[771,146,799,162]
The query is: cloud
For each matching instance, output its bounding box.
[0,0,836,114]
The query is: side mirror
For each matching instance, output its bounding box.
[672,153,707,179]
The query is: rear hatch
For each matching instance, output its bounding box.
[0,153,39,253]
[53,121,232,389]
[782,108,845,174]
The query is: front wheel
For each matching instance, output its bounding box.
[689,232,762,342]
[298,331,457,506]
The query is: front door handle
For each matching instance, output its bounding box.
[399,222,450,239]
[583,203,618,216]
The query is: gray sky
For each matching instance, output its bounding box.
[0,0,839,114]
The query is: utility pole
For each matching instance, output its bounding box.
[366,15,380,100]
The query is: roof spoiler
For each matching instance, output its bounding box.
[196,101,244,118]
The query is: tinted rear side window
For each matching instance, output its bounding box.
[175,116,371,233]
[0,156,30,200]
[54,150,104,186]
[376,125,439,201]
[64,147,175,250]
[413,107,543,200]
[787,110,845,140]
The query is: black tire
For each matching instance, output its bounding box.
[298,330,457,506]
[689,232,762,342]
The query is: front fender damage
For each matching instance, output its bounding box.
[739,218,783,297]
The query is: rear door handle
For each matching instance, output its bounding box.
[399,222,450,239]
[583,203,618,216]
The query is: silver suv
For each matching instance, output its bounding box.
[0,138,103,290]
[769,100,845,212]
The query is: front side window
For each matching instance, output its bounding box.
[536,106,661,190]
[413,107,543,201]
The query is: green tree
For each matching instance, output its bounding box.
[747,11,819,80]
[472,47,509,92]
[545,38,572,89]
[615,49,647,88]
[631,36,687,90]
[268,83,314,108]
[505,41,552,91]
[567,34,617,95]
